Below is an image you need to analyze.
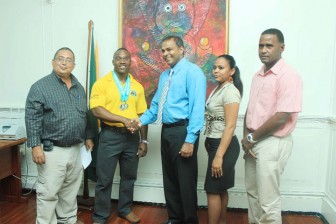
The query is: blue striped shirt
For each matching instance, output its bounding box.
[140,58,206,143]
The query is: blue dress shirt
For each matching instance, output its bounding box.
[140,57,206,144]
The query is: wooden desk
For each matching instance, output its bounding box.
[0,138,27,202]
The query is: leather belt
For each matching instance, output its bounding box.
[43,140,81,148]
[163,119,189,128]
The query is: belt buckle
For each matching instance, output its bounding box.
[111,126,129,134]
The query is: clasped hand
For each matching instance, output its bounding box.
[123,118,142,133]
[241,137,256,159]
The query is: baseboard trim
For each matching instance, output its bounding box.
[322,195,336,224]
[24,175,332,223]
[76,181,327,213]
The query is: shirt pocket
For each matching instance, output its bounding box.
[70,91,87,116]
[75,97,87,116]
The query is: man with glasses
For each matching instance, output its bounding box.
[90,48,148,224]
[25,47,94,224]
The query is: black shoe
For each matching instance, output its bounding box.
[162,220,182,224]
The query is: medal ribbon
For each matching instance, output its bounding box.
[112,71,130,102]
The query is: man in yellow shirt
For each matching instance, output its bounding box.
[90,48,148,224]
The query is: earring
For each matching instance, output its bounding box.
[229,77,233,82]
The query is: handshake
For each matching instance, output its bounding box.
[124,118,142,133]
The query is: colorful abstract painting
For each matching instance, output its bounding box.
[119,0,229,103]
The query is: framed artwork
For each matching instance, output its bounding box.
[119,0,229,103]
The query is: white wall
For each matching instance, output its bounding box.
[323,121,336,223]
[1,0,336,222]
[322,19,336,223]
[0,0,118,106]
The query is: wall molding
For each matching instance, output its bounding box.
[77,181,325,212]
[322,193,336,224]
[23,177,325,212]
[237,114,335,125]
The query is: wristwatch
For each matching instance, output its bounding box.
[247,133,257,144]
[139,140,149,144]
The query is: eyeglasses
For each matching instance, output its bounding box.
[54,57,74,64]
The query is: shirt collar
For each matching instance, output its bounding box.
[52,71,78,86]
[258,58,285,76]
[170,57,187,75]
[109,71,135,82]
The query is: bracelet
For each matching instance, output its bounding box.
[139,140,149,144]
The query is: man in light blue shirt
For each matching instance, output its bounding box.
[136,35,206,224]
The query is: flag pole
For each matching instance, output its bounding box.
[77,20,95,211]
[86,20,94,102]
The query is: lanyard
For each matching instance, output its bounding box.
[112,71,130,102]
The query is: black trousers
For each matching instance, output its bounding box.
[93,128,139,223]
[161,124,199,224]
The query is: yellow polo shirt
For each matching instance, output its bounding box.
[90,71,147,127]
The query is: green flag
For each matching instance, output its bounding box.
[87,29,99,182]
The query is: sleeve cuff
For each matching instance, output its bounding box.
[27,138,41,148]
[185,133,197,144]
[140,117,148,126]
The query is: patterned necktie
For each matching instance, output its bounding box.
[156,69,173,124]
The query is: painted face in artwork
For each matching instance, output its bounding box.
[155,0,194,35]
[128,0,219,101]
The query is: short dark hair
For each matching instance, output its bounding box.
[53,47,75,61]
[261,28,284,44]
[160,35,184,48]
[113,47,130,59]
